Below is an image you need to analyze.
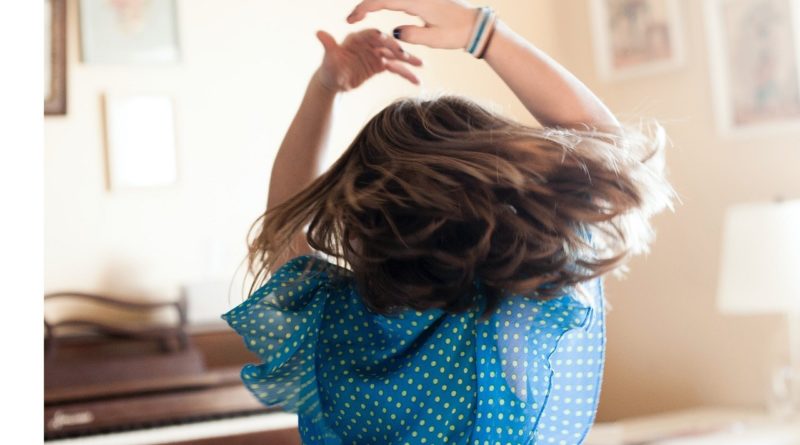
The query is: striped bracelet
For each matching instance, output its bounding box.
[465,6,497,58]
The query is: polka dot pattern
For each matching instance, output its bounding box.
[222,255,605,444]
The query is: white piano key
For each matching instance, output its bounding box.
[46,412,299,445]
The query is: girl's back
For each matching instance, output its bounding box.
[225,1,674,443]
[225,255,605,444]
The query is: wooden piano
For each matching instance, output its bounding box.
[44,292,302,445]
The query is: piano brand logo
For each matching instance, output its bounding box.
[49,410,95,430]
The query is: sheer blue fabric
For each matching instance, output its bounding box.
[222,254,605,444]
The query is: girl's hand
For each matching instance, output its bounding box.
[315,29,423,92]
[347,0,478,49]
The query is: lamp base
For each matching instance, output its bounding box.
[770,311,800,419]
[769,365,800,420]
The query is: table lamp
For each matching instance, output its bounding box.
[717,199,800,417]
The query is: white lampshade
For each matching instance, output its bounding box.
[717,199,800,315]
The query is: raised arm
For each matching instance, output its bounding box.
[481,21,619,129]
[266,69,336,261]
[347,0,619,130]
[266,29,422,266]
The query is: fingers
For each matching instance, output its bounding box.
[384,60,420,85]
[374,47,423,71]
[347,0,424,24]
[375,47,396,60]
[368,31,423,66]
[392,25,441,46]
[339,28,423,87]
[316,30,338,53]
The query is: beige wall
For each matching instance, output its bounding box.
[44,2,554,314]
[551,0,800,421]
[45,0,800,421]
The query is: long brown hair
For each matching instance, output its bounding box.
[245,95,674,317]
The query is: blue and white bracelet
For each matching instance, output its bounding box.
[465,6,498,59]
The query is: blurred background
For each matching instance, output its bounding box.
[44,0,800,444]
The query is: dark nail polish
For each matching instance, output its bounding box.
[393,28,402,39]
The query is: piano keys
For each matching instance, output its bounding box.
[44,292,301,444]
[45,412,300,445]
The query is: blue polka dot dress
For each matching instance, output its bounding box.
[222,254,605,444]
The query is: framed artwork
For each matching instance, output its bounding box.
[45,0,67,115]
[705,0,800,135]
[590,0,686,80]
[79,0,180,64]
[103,94,178,189]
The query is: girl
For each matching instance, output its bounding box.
[223,1,674,443]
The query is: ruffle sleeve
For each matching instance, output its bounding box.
[472,278,605,444]
[533,278,606,444]
[221,255,334,421]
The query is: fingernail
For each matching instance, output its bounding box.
[393,28,402,39]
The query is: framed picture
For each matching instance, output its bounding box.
[79,0,180,64]
[705,0,800,135]
[590,0,686,80]
[45,0,67,115]
[103,94,178,189]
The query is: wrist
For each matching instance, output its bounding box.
[480,19,508,64]
[464,7,498,58]
[312,68,341,95]
[460,7,483,49]
[477,17,502,60]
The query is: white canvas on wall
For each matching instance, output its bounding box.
[104,94,178,189]
[590,0,686,80]
[705,0,800,136]
[80,0,180,64]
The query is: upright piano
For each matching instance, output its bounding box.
[44,292,302,445]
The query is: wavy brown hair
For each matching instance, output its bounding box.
[245,95,674,317]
